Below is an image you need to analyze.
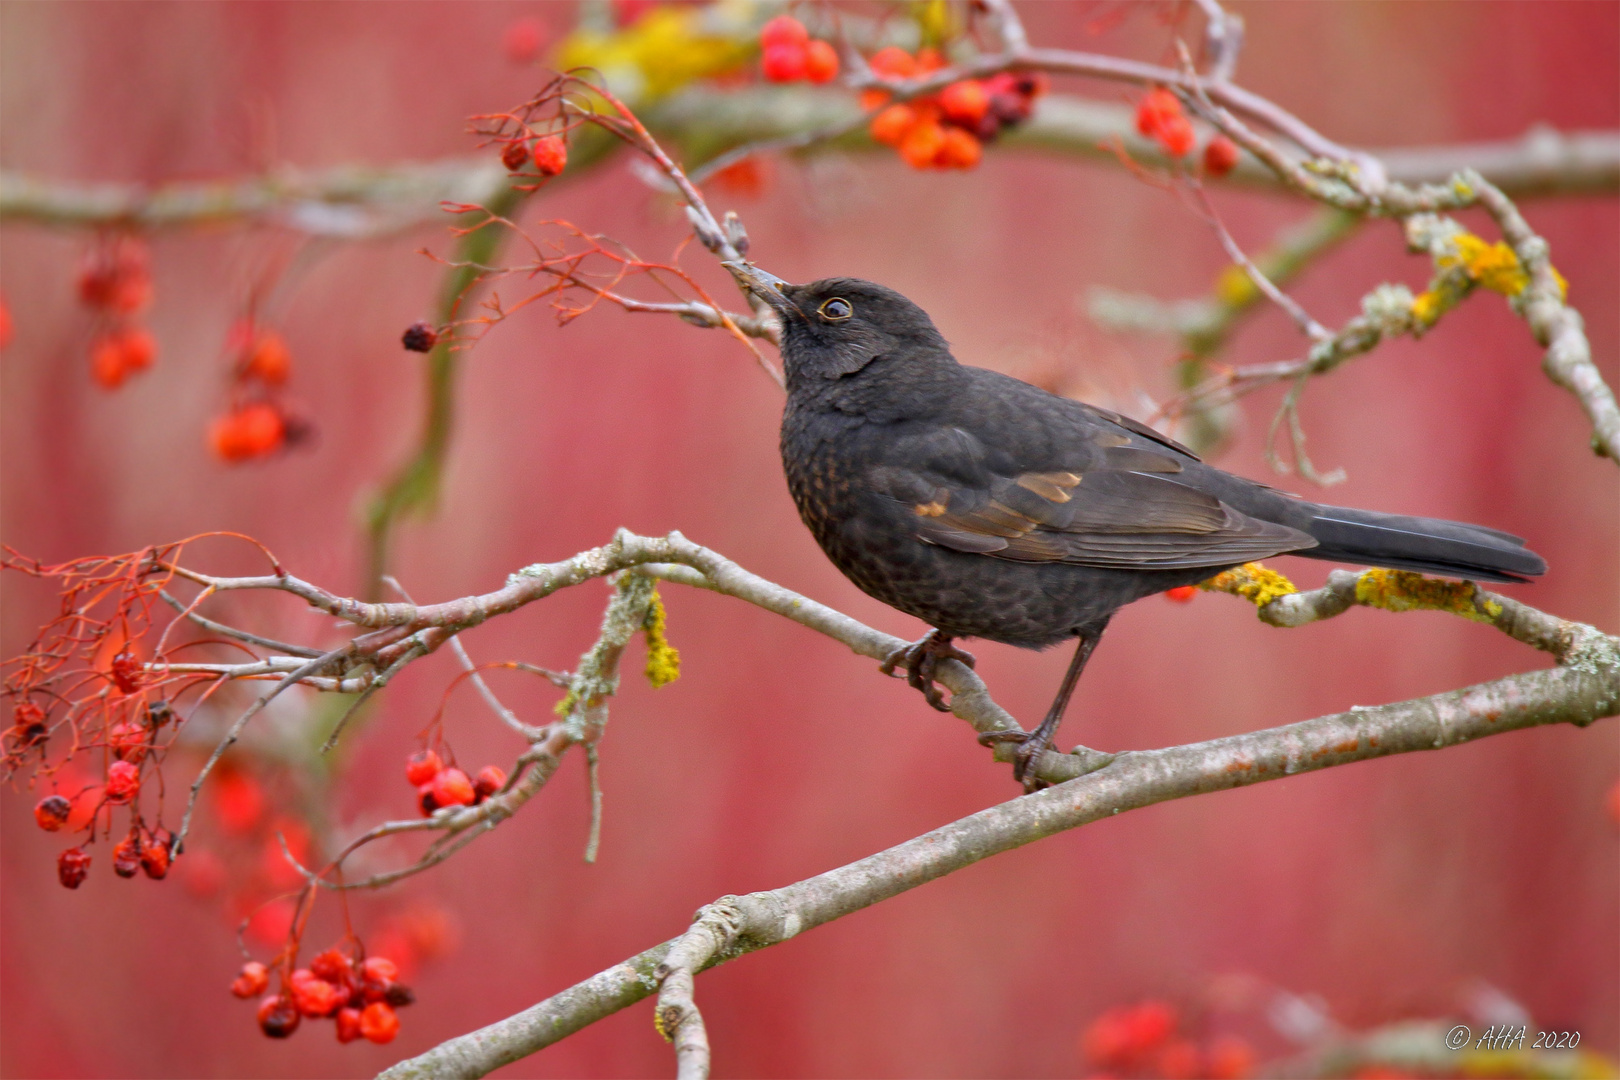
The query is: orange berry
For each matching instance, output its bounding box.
[244,332,292,385]
[936,127,982,170]
[804,39,839,84]
[939,80,990,125]
[209,402,286,463]
[231,961,270,999]
[867,45,917,80]
[914,46,945,74]
[89,327,156,389]
[360,1001,400,1044]
[1135,86,1182,136]
[761,41,807,82]
[1204,135,1240,176]
[57,847,91,889]
[1164,585,1197,603]
[869,103,917,147]
[858,88,890,111]
[898,118,946,169]
[335,1006,364,1043]
[431,767,476,808]
[106,760,140,804]
[532,135,567,177]
[257,994,301,1038]
[1207,1035,1256,1080]
[34,795,70,831]
[473,765,507,801]
[759,14,808,50]
[1156,114,1196,157]
[405,749,443,787]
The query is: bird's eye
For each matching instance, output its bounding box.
[818,297,853,321]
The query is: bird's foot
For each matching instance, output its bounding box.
[976,728,1053,793]
[880,630,976,712]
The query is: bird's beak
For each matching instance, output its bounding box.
[723,261,796,317]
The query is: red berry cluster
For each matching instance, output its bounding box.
[232,949,412,1043]
[405,748,506,816]
[758,16,839,84]
[1080,999,1254,1080]
[209,319,304,464]
[500,132,568,179]
[866,50,1044,171]
[78,235,158,390]
[1134,86,1241,175]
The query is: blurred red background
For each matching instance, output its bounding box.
[2,2,1615,1077]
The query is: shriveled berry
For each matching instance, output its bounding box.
[310,948,352,984]
[105,760,140,804]
[360,1001,400,1044]
[140,828,172,879]
[532,136,567,177]
[107,720,149,762]
[335,1006,364,1043]
[362,956,400,984]
[898,119,946,170]
[869,104,916,147]
[34,795,71,831]
[258,994,301,1038]
[401,321,438,352]
[760,41,807,82]
[803,39,839,84]
[57,847,91,888]
[231,961,270,999]
[417,783,439,817]
[1203,134,1240,177]
[110,650,145,694]
[988,91,1032,126]
[244,331,292,385]
[112,833,142,878]
[431,767,476,808]
[935,127,982,170]
[147,700,174,726]
[405,749,443,787]
[292,975,345,1018]
[1164,585,1197,603]
[209,402,286,463]
[473,765,507,801]
[940,80,990,126]
[758,14,808,50]
[867,45,916,80]
[500,139,530,171]
[383,982,416,1008]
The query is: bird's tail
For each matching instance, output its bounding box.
[1298,504,1546,584]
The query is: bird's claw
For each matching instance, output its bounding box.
[880,631,976,712]
[976,728,1052,792]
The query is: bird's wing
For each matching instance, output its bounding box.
[867,417,1314,570]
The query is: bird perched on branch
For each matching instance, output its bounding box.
[726,264,1547,790]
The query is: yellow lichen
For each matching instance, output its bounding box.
[1353,568,1501,623]
[556,6,750,102]
[1214,264,1259,308]
[1199,562,1297,610]
[643,589,681,688]
[1410,289,1450,326]
[1435,232,1569,302]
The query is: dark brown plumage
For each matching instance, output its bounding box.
[728,266,1547,788]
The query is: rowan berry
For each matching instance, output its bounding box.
[292,974,345,1018]
[335,1006,364,1043]
[1204,135,1240,176]
[987,88,1032,126]
[804,39,839,84]
[34,795,71,831]
[257,994,301,1038]
[105,760,140,804]
[869,104,917,147]
[761,42,808,82]
[867,46,917,80]
[360,1001,400,1044]
[107,720,149,762]
[243,331,292,385]
[940,80,990,126]
[1135,87,1182,137]
[1081,1000,1178,1069]
[12,702,47,748]
[502,15,546,65]
[936,127,982,170]
[112,833,142,878]
[109,650,144,694]
[431,767,476,808]
[58,847,91,888]
[1164,585,1197,603]
[914,47,945,74]
[140,827,172,879]
[500,139,530,171]
[532,136,568,177]
[759,15,808,50]
[310,948,352,984]
[405,749,443,787]
[401,321,438,352]
[209,402,286,463]
[1156,114,1196,157]
[473,765,507,801]
[417,784,439,817]
[78,241,152,315]
[362,956,400,984]
[898,119,946,170]
[90,328,157,390]
[231,961,270,999]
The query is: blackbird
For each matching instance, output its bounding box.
[727,265,1547,788]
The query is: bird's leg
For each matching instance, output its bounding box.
[880,629,976,712]
[979,621,1109,792]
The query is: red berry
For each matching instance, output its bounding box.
[867,45,916,80]
[1164,585,1197,603]
[209,402,287,463]
[1156,114,1196,157]
[243,332,292,385]
[57,847,91,889]
[500,139,530,171]
[401,321,438,352]
[914,46,945,74]
[257,994,301,1038]
[105,760,140,804]
[112,833,142,878]
[231,961,270,999]
[1081,1001,1178,1069]
[362,956,400,984]
[335,1006,364,1043]
[140,828,172,879]
[310,948,351,984]
[89,327,157,390]
[34,795,70,831]
[532,135,567,177]
[940,80,990,126]
[77,240,153,315]
[803,39,839,84]
[1203,134,1240,176]
[213,770,266,833]
[292,975,345,1018]
[936,127,983,170]
[473,765,507,801]
[360,1001,400,1044]
[431,767,476,808]
[502,15,546,65]
[416,782,440,817]
[898,119,946,170]
[869,104,917,147]
[761,41,808,82]
[1135,86,1182,137]
[1207,1035,1257,1080]
[107,720,149,762]
[405,749,443,787]
[759,14,808,50]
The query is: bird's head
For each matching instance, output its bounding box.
[726,264,950,383]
